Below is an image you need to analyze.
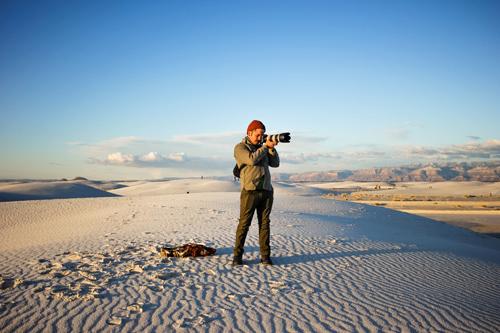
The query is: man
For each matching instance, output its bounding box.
[233,120,280,266]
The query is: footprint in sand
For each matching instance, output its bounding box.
[50,285,69,296]
[107,316,123,325]
[0,277,23,290]
[35,243,190,303]
[174,317,192,329]
[196,312,223,326]
[0,301,16,312]
[127,264,144,274]
[147,284,164,292]
[126,302,144,314]
[53,271,71,278]
[154,272,181,280]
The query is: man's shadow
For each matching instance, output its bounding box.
[216,246,425,265]
[274,247,425,265]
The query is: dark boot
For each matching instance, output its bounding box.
[232,256,243,266]
[260,257,273,265]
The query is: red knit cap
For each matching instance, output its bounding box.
[247,120,266,133]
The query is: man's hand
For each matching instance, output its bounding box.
[265,137,278,149]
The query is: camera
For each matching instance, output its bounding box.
[263,132,291,143]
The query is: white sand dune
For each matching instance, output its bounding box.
[274,182,331,196]
[110,179,241,196]
[0,181,119,202]
[80,180,129,191]
[307,181,395,190]
[0,179,499,332]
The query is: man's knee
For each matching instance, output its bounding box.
[258,216,270,225]
[237,218,252,232]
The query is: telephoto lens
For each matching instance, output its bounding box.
[263,132,291,143]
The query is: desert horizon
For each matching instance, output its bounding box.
[2,177,499,236]
[2,159,500,183]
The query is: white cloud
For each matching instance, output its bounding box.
[167,152,186,162]
[280,140,500,171]
[67,136,170,158]
[75,134,500,175]
[404,139,500,159]
[106,152,136,164]
[139,152,163,162]
[103,151,184,166]
[90,151,232,171]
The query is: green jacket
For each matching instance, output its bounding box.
[234,137,280,191]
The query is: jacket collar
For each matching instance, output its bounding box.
[243,136,262,148]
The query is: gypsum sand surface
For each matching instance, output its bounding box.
[0,180,499,332]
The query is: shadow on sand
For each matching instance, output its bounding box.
[216,246,426,266]
[274,247,425,266]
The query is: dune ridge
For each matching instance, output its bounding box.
[0,181,119,202]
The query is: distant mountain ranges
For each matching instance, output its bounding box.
[273,161,500,182]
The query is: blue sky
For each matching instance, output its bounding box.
[1,0,499,179]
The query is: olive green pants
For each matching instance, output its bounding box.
[234,189,274,258]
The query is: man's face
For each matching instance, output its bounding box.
[248,128,265,145]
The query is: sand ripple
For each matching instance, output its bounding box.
[1,192,499,332]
